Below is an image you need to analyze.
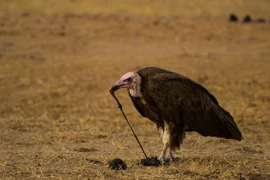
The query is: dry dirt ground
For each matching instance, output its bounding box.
[0,1,270,180]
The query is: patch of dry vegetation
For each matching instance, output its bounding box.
[0,1,270,179]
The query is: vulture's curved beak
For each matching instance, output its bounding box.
[110,84,120,93]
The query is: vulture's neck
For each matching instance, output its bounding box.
[129,73,142,97]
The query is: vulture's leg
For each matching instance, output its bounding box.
[157,125,165,162]
[158,122,174,164]
[165,146,175,162]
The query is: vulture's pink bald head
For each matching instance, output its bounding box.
[111,72,136,90]
[111,72,142,97]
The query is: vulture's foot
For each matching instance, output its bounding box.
[159,145,175,165]
[158,154,175,165]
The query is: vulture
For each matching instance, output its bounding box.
[110,67,243,164]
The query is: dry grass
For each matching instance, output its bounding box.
[0,1,270,179]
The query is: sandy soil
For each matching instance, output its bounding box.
[0,1,270,179]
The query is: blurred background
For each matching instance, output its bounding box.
[1,0,270,18]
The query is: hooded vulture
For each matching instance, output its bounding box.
[110,67,243,164]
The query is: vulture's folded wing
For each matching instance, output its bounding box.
[145,72,243,141]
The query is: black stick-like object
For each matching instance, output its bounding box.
[110,90,148,159]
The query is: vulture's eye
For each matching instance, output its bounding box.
[126,77,132,82]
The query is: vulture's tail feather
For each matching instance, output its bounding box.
[184,106,243,141]
[216,107,243,141]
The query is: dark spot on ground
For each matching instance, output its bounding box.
[140,157,161,166]
[243,15,252,23]
[74,147,98,152]
[229,14,238,22]
[108,158,127,170]
[256,18,266,23]
[87,159,103,165]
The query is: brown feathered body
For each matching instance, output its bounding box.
[129,67,243,151]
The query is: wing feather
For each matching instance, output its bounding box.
[142,72,242,140]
